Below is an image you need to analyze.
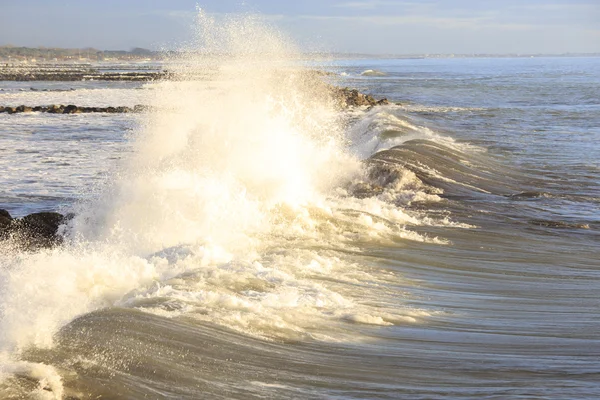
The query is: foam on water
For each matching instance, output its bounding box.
[360,69,387,77]
[0,87,147,108]
[345,105,468,158]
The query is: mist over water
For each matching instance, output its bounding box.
[1,11,599,400]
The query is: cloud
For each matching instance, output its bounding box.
[295,14,535,31]
[510,3,598,12]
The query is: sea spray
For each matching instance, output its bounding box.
[69,10,358,256]
[0,11,435,398]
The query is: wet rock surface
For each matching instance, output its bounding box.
[0,209,66,250]
[336,88,390,107]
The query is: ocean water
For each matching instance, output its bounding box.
[1,17,599,400]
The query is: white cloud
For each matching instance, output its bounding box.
[295,14,535,31]
[510,3,598,12]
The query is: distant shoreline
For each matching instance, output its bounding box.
[1,45,599,63]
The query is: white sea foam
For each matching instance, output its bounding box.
[0,352,64,400]
[0,87,147,108]
[361,69,387,77]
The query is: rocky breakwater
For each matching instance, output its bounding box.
[0,209,67,250]
[0,64,168,82]
[335,87,389,107]
[0,104,149,114]
[0,87,389,115]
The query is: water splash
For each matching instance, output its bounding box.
[0,11,437,398]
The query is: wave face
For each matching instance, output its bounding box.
[2,16,600,400]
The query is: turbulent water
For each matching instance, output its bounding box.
[1,16,599,400]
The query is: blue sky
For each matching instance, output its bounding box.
[0,0,599,54]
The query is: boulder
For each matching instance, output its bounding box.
[0,209,12,239]
[63,104,80,114]
[0,106,5,113]
[336,88,390,108]
[1,211,65,249]
[47,104,64,114]
[5,107,17,114]
[20,212,65,239]
[16,105,33,113]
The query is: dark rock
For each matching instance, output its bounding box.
[32,106,43,112]
[0,209,12,239]
[11,212,66,249]
[47,104,64,114]
[106,107,117,113]
[341,89,370,107]
[5,107,17,114]
[0,210,66,249]
[0,106,5,113]
[376,98,390,105]
[16,105,33,113]
[63,105,80,114]
[336,87,389,108]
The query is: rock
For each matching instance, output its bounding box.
[336,87,389,108]
[63,104,80,114]
[0,106,5,113]
[0,209,11,220]
[11,212,66,249]
[5,107,17,114]
[32,106,43,112]
[0,210,66,249]
[106,107,117,113]
[16,105,33,113]
[0,209,12,239]
[47,104,64,113]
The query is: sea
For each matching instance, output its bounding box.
[0,18,599,400]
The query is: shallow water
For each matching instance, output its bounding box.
[1,41,599,400]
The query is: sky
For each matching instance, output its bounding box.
[0,0,599,54]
